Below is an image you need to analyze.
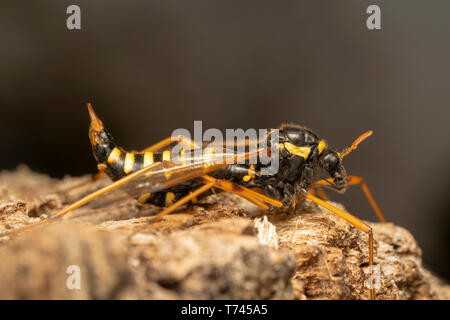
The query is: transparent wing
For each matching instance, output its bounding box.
[38,145,269,226]
[1,146,270,236]
[117,146,265,199]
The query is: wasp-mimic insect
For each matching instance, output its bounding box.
[4,103,386,299]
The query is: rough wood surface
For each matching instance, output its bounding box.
[0,166,449,300]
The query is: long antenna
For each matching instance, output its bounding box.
[340,130,373,159]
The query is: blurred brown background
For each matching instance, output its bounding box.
[0,1,449,280]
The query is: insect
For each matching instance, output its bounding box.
[4,103,386,299]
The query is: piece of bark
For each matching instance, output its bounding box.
[0,166,449,300]
[271,201,447,300]
[129,218,296,299]
[0,223,135,299]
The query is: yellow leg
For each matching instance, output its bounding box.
[199,175,283,208]
[151,174,283,222]
[313,176,386,222]
[152,182,216,222]
[346,176,386,222]
[310,186,330,200]
[305,193,375,300]
[142,135,199,153]
[1,162,161,237]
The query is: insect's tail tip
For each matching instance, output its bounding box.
[86,102,94,114]
[86,103,104,131]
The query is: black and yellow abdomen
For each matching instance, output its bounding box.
[90,127,194,207]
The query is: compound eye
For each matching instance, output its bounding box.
[323,153,340,171]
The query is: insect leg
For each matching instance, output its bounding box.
[155,173,282,222]
[150,174,280,222]
[312,176,386,222]
[152,182,216,221]
[310,186,330,200]
[345,176,386,222]
[1,162,162,237]
[305,193,376,300]
[199,175,284,208]
[142,135,199,153]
